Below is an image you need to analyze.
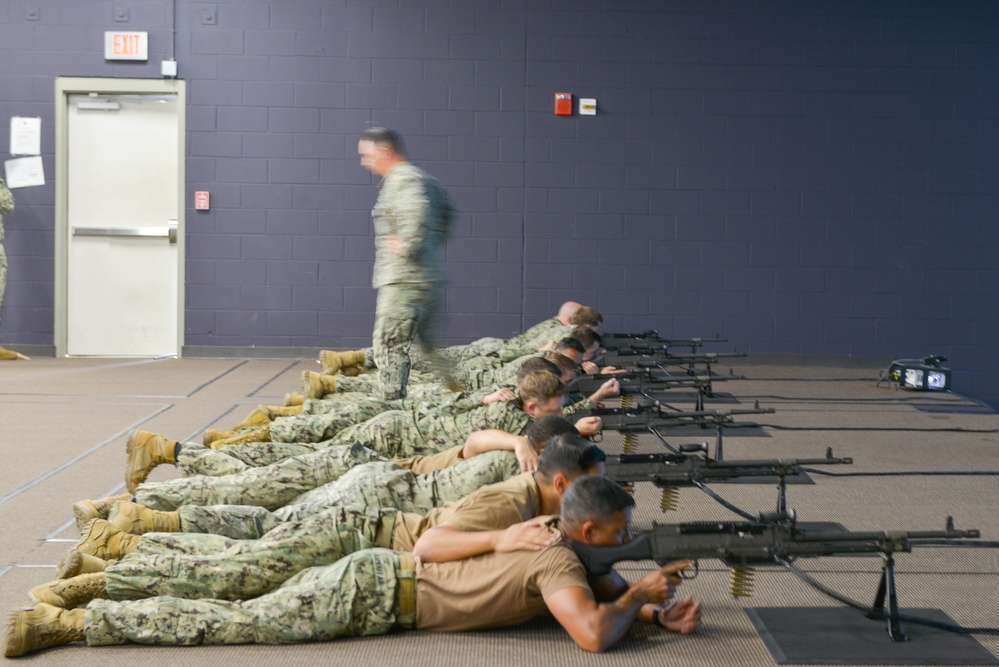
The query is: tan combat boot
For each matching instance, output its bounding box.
[202,428,232,446]
[125,430,178,494]
[72,492,133,532]
[108,501,180,535]
[4,603,85,658]
[0,345,30,360]
[232,404,302,430]
[208,425,270,449]
[301,369,336,399]
[319,349,366,375]
[75,519,140,560]
[29,573,108,609]
[284,392,305,406]
[56,550,114,580]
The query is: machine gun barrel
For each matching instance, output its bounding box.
[605,452,853,487]
[572,371,739,396]
[588,402,775,432]
[600,349,748,368]
[570,519,980,577]
[601,331,728,352]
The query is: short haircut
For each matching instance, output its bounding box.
[554,337,585,355]
[543,350,579,376]
[536,434,606,483]
[570,306,603,327]
[569,326,601,350]
[516,357,560,384]
[560,474,636,531]
[526,415,579,449]
[360,127,404,154]
[518,369,568,405]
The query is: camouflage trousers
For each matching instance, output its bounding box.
[137,442,386,511]
[175,409,447,478]
[270,397,394,443]
[176,451,519,539]
[103,506,396,601]
[87,548,412,645]
[373,282,454,400]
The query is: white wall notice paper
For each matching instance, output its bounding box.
[10,117,42,156]
[5,156,45,188]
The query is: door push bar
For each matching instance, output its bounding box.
[73,220,178,244]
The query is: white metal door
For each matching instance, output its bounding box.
[66,93,180,356]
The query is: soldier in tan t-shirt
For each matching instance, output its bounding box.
[54,434,607,605]
[6,475,700,657]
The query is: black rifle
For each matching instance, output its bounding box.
[572,370,746,410]
[597,350,748,395]
[588,401,776,460]
[570,514,980,641]
[601,331,728,354]
[605,447,853,514]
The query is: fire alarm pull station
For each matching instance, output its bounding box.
[554,92,572,116]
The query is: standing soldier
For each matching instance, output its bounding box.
[0,176,28,361]
[356,127,456,400]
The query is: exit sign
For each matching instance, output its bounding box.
[104,32,148,61]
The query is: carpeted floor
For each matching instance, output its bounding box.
[1,354,997,666]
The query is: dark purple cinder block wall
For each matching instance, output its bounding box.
[1,1,997,406]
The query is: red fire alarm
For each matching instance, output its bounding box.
[195,191,210,210]
[555,92,572,116]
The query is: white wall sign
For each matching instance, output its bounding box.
[10,116,41,155]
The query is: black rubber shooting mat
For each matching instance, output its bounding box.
[745,607,999,665]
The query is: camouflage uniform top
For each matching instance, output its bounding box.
[412,395,534,451]
[0,177,13,240]
[371,162,454,288]
[496,317,573,360]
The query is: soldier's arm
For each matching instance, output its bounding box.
[462,429,536,472]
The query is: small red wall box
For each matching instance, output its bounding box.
[195,191,210,210]
[555,92,572,115]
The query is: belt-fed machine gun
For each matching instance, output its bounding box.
[601,331,727,354]
[605,446,852,514]
[570,513,980,641]
[588,401,776,460]
[572,370,746,410]
[597,350,748,395]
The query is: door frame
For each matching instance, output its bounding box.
[54,77,186,357]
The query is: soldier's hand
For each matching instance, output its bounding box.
[633,560,691,606]
[386,234,406,255]
[513,437,539,473]
[482,388,515,404]
[494,519,558,553]
[592,378,620,401]
[581,361,600,375]
[574,416,602,437]
[658,596,701,635]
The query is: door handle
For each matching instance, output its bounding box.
[73,220,179,245]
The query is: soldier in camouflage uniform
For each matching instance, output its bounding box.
[128,414,579,539]
[0,176,27,361]
[358,128,456,401]
[178,370,567,476]
[61,435,605,605]
[7,475,703,657]
[321,301,603,380]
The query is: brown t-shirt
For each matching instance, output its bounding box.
[390,472,540,551]
[414,517,589,631]
[394,445,465,474]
